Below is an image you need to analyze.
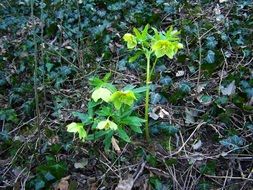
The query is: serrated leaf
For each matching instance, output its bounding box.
[121,116,145,127]
[117,128,131,142]
[128,51,142,63]
[103,131,114,151]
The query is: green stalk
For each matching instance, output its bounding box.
[144,53,151,141]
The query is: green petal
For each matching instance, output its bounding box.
[165,49,174,59]
[97,119,118,130]
[108,120,118,130]
[66,122,87,141]
[97,120,109,130]
[91,87,112,102]
[110,90,136,109]
[78,128,87,141]
[123,33,137,49]
[67,122,83,133]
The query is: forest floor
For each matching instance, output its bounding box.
[0,0,253,189]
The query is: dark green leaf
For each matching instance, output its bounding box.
[117,128,131,142]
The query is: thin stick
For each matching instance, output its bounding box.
[31,0,41,150]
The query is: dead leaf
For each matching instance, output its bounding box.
[220,80,236,96]
[158,108,170,119]
[111,136,121,154]
[115,175,134,190]
[185,108,198,124]
[149,106,170,120]
[214,4,221,15]
[176,70,185,77]
[149,111,159,120]
[55,176,70,190]
[192,140,202,150]
[219,0,228,3]
[74,158,88,169]
[197,83,207,93]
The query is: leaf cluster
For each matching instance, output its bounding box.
[66,74,146,150]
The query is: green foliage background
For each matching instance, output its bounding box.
[0,0,252,189]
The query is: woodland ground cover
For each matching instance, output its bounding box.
[0,0,252,189]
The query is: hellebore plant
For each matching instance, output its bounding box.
[123,25,183,141]
[66,74,146,150]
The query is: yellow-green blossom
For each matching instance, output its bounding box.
[97,119,118,130]
[152,40,183,59]
[123,33,137,49]
[91,87,112,102]
[110,90,136,110]
[66,122,87,141]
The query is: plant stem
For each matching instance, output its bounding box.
[150,57,158,76]
[31,0,41,149]
[144,53,151,141]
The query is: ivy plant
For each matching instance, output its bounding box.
[123,25,183,140]
[66,74,145,150]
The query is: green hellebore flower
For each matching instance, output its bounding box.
[123,33,137,49]
[66,122,87,141]
[152,40,175,59]
[97,119,118,130]
[110,90,136,110]
[91,87,112,102]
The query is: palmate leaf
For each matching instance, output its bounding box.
[121,116,145,133]
[66,122,87,141]
[117,128,131,142]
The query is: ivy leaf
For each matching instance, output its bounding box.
[150,93,162,105]
[91,87,112,102]
[220,81,236,96]
[160,76,172,85]
[205,50,215,64]
[66,122,87,141]
[179,82,191,93]
[206,36,218,49]
[220,135,245,150]
[117,128,131,142]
